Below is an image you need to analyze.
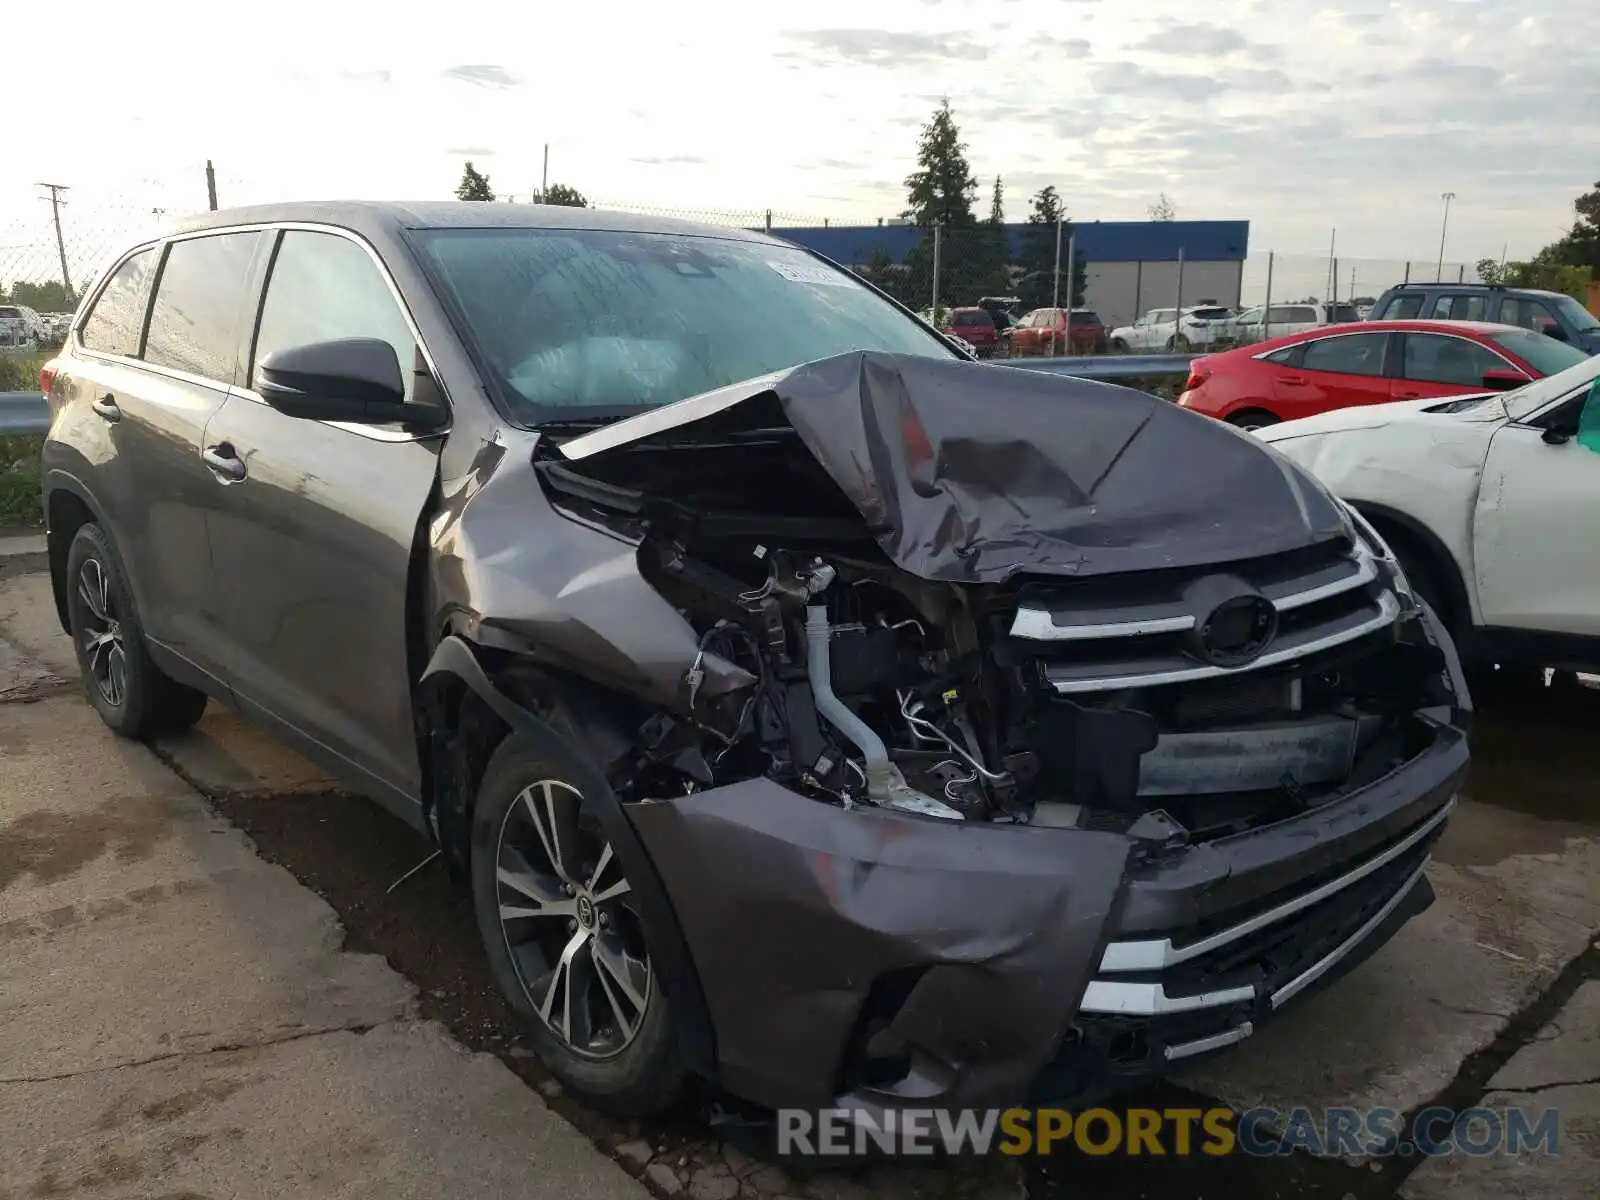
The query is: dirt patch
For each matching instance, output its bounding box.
[0,796,181,892]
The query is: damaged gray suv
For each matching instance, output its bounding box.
[40,203,1470,1120]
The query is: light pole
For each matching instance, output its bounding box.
[1435,192,1456,282]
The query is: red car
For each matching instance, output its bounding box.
[941,307,1001,356]
[1008,308,1108,356]
[1178,320,1590,430]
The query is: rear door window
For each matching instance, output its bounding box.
[1426,293,1486,320]
[1383,292,1426,319]
[79,248,157,357]
[250,230,419,402]
[143,232,262,383]
[1299,332,1388,376]
[1402,334,1506,386]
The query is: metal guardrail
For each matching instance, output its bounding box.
[0,392,49,435]
[996,353,1198,381]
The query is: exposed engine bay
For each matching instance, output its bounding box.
[533,355,1451,844]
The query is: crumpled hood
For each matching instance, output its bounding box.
[558,350,1353,583]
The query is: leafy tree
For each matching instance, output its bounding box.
[534,183,588,208]
[1148,192,1177,221]
[1479,251,1592,304]
[456,162,495,202]
[0,280,76,311]
[1547,180,1600,272]
[854,247,911,306]
[1017,186,1085,310]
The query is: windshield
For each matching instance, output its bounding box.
[412,228,954,421]
[1490,328,1591,376]
[1550,294,1600,332]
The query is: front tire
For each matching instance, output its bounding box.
[65,524,208,739]
[471,728,687,1115]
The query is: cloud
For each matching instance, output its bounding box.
[631,155,708,165]
[1137,23,1267,57]
[441,64,521,88]
[447,146,496,156]
[1032,36,1093,59]
[781,29,991,67]
[340,68,392,84]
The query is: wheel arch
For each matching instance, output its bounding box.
[415,633,718,1076]
[1354,501,1474,636]
[43,473,108,635]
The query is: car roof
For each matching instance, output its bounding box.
[1383,282,1568,300]
[1216,319,1532,355]
[1356,319,1528,335]
[171,200,788,246]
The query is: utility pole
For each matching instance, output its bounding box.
[206,160,218,211]
[36,182,73,294]
[1064,232,1077,353]
[1050,215,1063,354]
[541,144,549,201]
[1436,192,1455,282]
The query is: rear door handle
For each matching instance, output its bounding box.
[202,444,247,483]
[1279,376,1308,386]
[91,393,121,422]
[1395,390,1423,399]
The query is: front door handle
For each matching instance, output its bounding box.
[91,393,121,422]
[1395,389,1423,399]
[1279,376,1308,387]
[202,444,246,483]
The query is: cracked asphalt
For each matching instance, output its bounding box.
[2,535,1597,1199]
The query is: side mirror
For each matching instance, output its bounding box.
[257,338,443,429]
[1481,369,1529,391]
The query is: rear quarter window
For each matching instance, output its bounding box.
[79,248,158,357]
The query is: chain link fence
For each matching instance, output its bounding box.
[1,185,1502,356]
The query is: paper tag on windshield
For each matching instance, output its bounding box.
[768,260,852,287]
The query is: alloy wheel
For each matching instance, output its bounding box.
[495,779,652,1059]
[77,558,127,708]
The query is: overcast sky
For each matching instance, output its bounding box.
[2,0,1595,277]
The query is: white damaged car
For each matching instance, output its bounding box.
[1257,353,1600,683]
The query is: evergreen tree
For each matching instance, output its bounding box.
[902,100,980,308]
[456,162,495,202]
[534,183,588,207]
[1017,186,1086,310]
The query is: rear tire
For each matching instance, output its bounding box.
[1226,410,1279,431]
[471,727,688,1116]
[1173,334,1193,351]
[65,524,208,739]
